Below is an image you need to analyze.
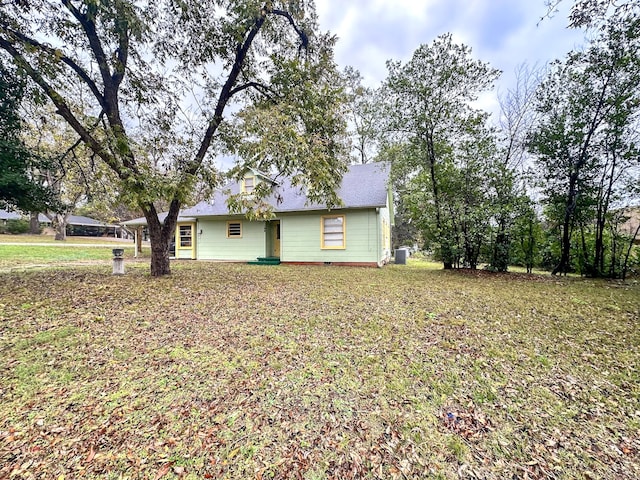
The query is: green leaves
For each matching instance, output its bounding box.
[0,63,59,213]
[223,36,349,214]
[529,16,640,275]
[382,35,503,269]
[0,0,342,275]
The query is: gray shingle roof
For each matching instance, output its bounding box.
[183,162,391,217]
[121,163,391,226]
[121,212,196,227]
[0,209,21,221]
[38,214,115,226]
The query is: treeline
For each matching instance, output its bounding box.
[345,7,640,279]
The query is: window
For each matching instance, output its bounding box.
[227,221,242,238]
[179,225,192,247]
[242,176,255,194]
[321,215,345,249]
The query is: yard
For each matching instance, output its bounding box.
[0,235,138,272]
[0,259,638,479]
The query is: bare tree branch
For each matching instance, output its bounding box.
[0,24,106,109]
[0,37,125,178]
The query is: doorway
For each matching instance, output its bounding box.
[271,220,281,258]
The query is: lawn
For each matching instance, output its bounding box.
[0,234,129,244]
[0,235,141,271]
[0,261,638,479]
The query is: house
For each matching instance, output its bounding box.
[38,214,125,237]
[0,209,21,225]
[123,162,394,267]
[619,207,640,245]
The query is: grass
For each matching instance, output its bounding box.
[0,261,639,479]
[0,233,132,244]
[0,234,142,270]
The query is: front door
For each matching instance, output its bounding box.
[175,223,196,259]
[272,220,281,257]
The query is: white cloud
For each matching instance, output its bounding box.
[315,0,586,118]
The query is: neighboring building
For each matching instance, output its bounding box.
[619,207,640,244]
[38,214,124,237]
[123,163,394,267]
[0,209,21,225]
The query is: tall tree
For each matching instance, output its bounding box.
[384,34,500,269]
[529,17,640,275]
[488,64,543,271]
[342,67,382,164]
[0,0,346,276]
[0,62,56,212]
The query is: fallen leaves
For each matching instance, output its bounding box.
[153,462,173,480]
[0,262,639,479]
[441,402,493,441]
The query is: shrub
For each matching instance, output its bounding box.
[5,219,30,234]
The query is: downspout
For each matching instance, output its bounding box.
[376,208,381,267]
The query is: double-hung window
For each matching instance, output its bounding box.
[242,176,255,194]
[179,225,192,247]
[321,215,345,249]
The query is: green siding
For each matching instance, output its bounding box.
[195,209,390,265]
[280,209,380,264]
[197,218,266,260]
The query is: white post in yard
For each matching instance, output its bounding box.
[112,248,125,275]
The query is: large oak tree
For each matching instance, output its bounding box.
[0,0,347,276]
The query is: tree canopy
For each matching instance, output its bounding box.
[0,0,347,275]
[0,63,57,213]
[382,34,501,269]
[529,16,640,276]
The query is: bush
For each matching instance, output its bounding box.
[623,245,640,279]
[5,219,30,234]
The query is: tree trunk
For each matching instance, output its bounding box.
[50,213,68,241]
[609,225,619,278]
[594,224,604,275]
[136,227,143,255]
[552,222,571,275]
[425,132,452,269]
[146,217,172,276]
[621,224,640,281]
[579,224,593,276]
[150,237,171,276]
[29,212,40,234]
[143,200,181,277]
[553,171,579,275]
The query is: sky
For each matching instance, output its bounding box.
[314,0,588,119]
